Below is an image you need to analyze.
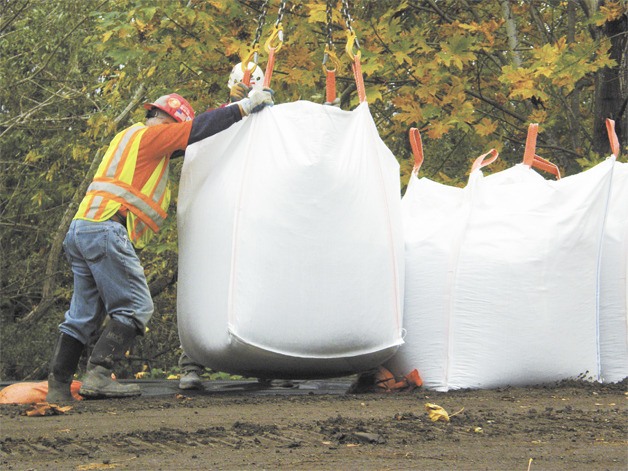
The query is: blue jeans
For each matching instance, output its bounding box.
[59,219,154,345]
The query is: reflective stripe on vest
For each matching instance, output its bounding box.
[86,178,167,232]
[75,123,171,245]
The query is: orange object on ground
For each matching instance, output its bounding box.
[375,366,423,392]
[0,380,83,404]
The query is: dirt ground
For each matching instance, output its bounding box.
[1,378,626,471]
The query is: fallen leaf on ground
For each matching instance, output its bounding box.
[25,402,72,417]
[76,463,118,470]
[424,403,450,422]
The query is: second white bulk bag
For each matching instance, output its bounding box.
[388,138,615,390]
[599,160,628,383]
[177,101,404,379]
[385,173,469,390]
[446,159,614,389]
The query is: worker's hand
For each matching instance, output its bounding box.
[238,88,274,116]
[324,97,341,108]
[229,82,251,103]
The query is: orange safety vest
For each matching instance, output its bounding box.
[75,123,171,249]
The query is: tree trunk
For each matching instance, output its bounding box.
[566,0,582,151]
[592,5,627,154]
[499,0,522,68]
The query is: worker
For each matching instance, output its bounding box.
[46,81,274,402]
[177,61,266,391]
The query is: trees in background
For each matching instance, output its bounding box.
[1,0,626,380]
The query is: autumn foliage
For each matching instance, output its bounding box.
[1,1,626,380]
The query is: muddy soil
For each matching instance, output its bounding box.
[1,378,626,471]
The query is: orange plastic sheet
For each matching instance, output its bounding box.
[375,366,423,392]
[0,380,83,404]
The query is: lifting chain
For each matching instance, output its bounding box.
[246,0,269,66]
[325,0,334,51]
[252,0,269,51]
[323,0,340,71]
[340,0,366,102]
[264,0,286,53]
[274,0,287,28]
[341,0,360,54]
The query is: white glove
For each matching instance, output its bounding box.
[238,88,274,116]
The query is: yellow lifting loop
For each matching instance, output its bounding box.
[322,45,341,73]
[345,30,361,61]
[240,45,260,71]
[264,24,284,53]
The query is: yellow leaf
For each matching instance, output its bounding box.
[180,38,196,49]
[426,121,452,140]
[365,86,382,103]
[393,50,412,65]
[76,463,118,470]
[25,402,73,417]
[475,118,498,137]
[102,31,113,43]
[307,4,327,23]
[529,109,547,124]
[424,403,450,422]
[601,2,625,22]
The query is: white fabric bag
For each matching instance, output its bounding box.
[385,172,470,391]
[177,101,404,378]
[446,160,613,389]
[599,161,628,383]
[389,156,614,390]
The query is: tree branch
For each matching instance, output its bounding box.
[0,0,31,35]
[15,0,108,87]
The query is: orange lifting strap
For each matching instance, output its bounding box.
[345,30,366,103]
[243,1,367,103]
[531,155,561,179]
[522,123,539,167]
[471,148,499,173]
[341,0,366,103]
[606,118,620,157]
[409,127,424,174]
[240,49,259,87]
[263,24,283,88]
[323,45,341,103]
[321,0,366,105]
[262,0,286,89]
[322,1,339,103]
[522,123,561,179]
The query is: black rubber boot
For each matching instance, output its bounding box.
[46,333,84,403]
[79,319,141,399]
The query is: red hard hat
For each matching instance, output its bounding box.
[143,93,195,122]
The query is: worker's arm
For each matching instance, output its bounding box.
[188,104,243,146]
[141,87,274,160]
[189,87,274,145]
[138,105,244,163]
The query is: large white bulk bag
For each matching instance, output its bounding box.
[599,161,628,383]
[388,156,614,391]
[177,101,404,379]
[385,173,469,390]
[447,159,613,389]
